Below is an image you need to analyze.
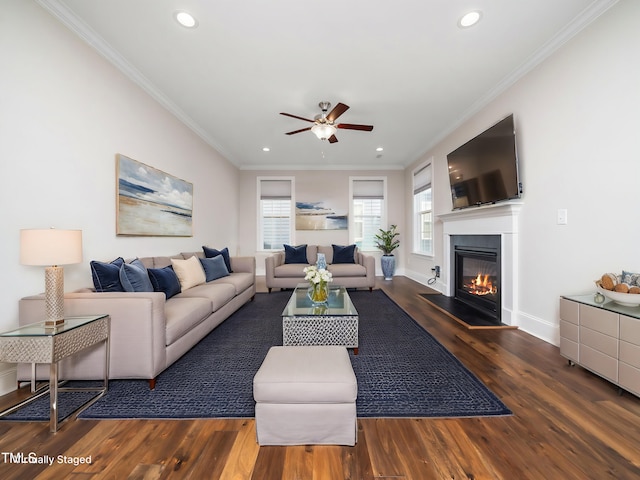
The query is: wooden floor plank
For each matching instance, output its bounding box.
[0,276,639,479]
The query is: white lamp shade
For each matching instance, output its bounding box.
[311,123,337,140]
[20,229,83,266]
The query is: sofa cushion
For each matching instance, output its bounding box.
[176,282,236,311]
[119,259,154,292]
[332,244,356,264]
[171,256,206,290]
[275,263,310,278]
[147,265,181,299]
[90,257,125,292]
[203,246,233,273]
[213,272,254,295]
[284,244,308,264]
[200,255,230,282]
[164,297,213,346]
[328,263,366,278]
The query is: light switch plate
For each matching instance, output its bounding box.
[557,209,568,225]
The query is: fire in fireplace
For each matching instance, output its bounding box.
[465,272,498,296]
[452,235,501,323]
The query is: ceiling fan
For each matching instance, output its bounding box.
[280,101,374,143]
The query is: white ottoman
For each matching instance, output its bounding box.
[253,345,357,446]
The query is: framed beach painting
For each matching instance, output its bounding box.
[296,201,348,230]
[116,154,193,236]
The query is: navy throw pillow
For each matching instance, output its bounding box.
[90,257,125,292]
[332,244,356,264]
[284,244,308,264]
[119,259,154,292]
[148,265,181,299]
[199,256,230,282]
[202,246,233,273]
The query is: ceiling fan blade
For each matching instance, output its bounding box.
[280,112,315,123]
[326,103,349,123]
[285,127,312,135]
[337,123,374,131]
[328,134,339,144]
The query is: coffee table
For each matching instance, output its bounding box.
[281,283,359,354]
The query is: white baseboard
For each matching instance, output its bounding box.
[514,311,559,346]
[403,270,445,293]
[0,365,17,396]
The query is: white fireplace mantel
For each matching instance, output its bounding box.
[438,201,523,326]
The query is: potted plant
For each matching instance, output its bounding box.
[374,225,400,280]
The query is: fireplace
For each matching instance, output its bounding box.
[439,202,522,327]
[452,235,501,324]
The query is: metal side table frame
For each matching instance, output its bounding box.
[0,315,110,432]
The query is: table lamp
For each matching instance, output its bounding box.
[20,228,83,326]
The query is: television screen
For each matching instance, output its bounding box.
[446,114,522,209]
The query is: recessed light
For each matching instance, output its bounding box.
[174,11,198,28]
[376,147,384,152]
[459,11,482,28]
[262,147,270,152]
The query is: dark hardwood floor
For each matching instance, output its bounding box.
[1,276,639,479]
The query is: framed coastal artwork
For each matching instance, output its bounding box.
[116,154,193,236]
[296,201,348,230]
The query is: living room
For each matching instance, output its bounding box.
[2,1,640,477]
[2,0,639,396]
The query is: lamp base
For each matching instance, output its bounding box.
[44,319,66,328]
[44,266,65,325]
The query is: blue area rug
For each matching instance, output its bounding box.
[3,290,511,420]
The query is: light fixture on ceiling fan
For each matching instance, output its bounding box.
[311,123,337,140]
[280,101,373,143]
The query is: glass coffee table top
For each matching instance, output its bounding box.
[281,283,358,317]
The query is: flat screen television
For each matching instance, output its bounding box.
[446,114,522,210]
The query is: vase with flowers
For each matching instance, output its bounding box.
[303,265,333,304]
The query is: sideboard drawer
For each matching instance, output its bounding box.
[620,340,640,370]
[580,326,618,359]
[620,315,640,347]
[560,298,579,325]
[619,362,640,397]
[560,337,579,363]
[560,320,579,342]
[580,305,618,337]
[580,344,618,382]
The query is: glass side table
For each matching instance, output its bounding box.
[0,315,110,432]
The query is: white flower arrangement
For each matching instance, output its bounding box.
[303,265,333,285]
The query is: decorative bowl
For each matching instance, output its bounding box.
[595,282,640,307]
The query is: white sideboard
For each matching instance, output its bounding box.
[559,295,640,398]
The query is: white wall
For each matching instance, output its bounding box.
[0,0,239,393]
[238,169,405,276]
[404,0,640,343]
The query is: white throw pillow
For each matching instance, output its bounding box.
[171,255,206,291]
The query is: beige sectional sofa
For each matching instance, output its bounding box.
[18,251,255,389]
[265,245,375,292]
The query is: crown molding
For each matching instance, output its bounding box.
[239,163,404,172]
[407,0,620,168]
[36,0,236,164]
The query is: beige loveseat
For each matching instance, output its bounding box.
[265,245,375,292]
[18,251,255,389]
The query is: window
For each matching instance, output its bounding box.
[350,178,385,251]
[258,178,293,250]
[413,163,432,255]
